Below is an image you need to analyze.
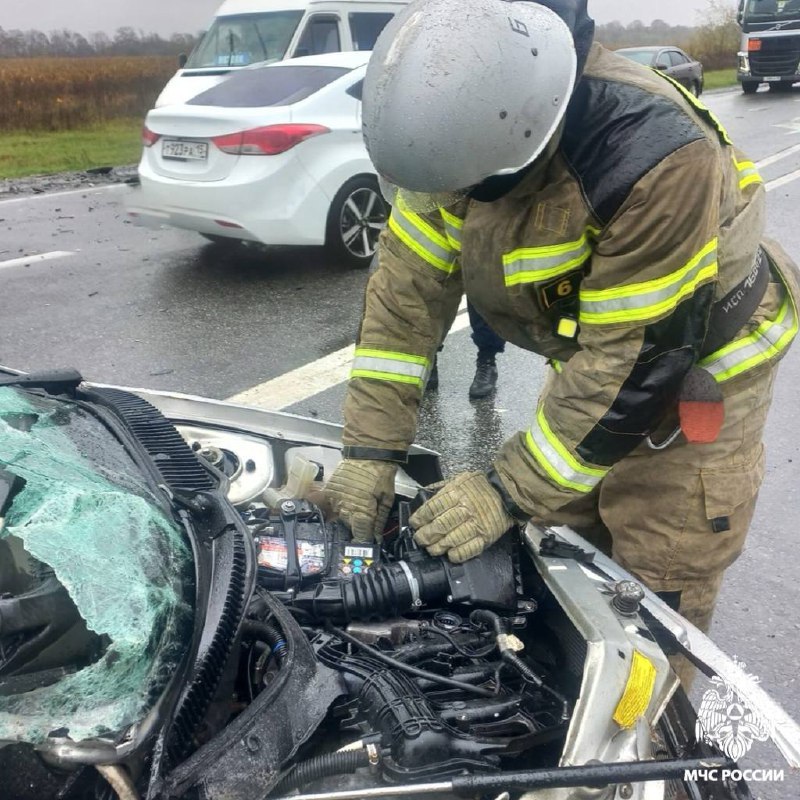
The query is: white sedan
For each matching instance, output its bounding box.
[127,51,387,267]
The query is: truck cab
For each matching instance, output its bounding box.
[737,0,800,93]
[155,0,406,107]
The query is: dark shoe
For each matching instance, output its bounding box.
[425,356,439,392]
[469,355,497,399]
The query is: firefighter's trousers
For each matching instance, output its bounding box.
[547,366,778,685]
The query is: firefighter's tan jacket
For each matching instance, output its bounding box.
[342,44,800,520]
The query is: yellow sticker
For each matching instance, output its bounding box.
[613,650,657,729]
[556,317,579,339]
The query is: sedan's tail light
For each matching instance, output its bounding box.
[142,126,161,147]
[211,124,330,155]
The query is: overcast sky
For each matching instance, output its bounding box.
[1,0,730,35]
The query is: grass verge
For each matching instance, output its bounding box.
[0,119,142,179]
[704,69,738,91]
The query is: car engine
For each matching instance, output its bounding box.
[226,497,573,798]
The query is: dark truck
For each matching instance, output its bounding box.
[737,0,800,93]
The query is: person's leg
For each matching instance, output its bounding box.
[468,302,505,356]
[598,369,776,687]
[468,302,505,398]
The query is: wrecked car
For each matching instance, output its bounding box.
[1,367,798,800]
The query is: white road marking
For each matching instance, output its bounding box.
[0,250,76,271]
[755,142,800,169]
[227,305,471,409]
[775,117,800,135]
[0,183,128,206]
[765,166,800,191]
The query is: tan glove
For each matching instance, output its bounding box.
[410,471,515,563]
[322,459,397,542]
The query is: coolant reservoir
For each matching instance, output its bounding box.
[263,454,320,507]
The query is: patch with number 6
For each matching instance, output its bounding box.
[538,270,582,311]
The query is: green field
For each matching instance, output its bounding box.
[704,68,738,91]
[0,119,142,179]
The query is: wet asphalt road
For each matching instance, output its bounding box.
[2,85,800,796]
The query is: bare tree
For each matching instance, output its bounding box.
[688,0,740,69]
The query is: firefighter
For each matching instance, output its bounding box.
[321,0,800,675]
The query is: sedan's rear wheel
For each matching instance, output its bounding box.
[690,81,701,97]
[326,177,389,268]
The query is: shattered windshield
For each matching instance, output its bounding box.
[0,387,192,744]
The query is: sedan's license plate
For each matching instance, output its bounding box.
[162,139,208,161]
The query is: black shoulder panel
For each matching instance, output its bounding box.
[575,283,714,467]
[561,78,707,226]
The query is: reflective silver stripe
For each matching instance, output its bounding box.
[580,241,718,325]
[440,209,463,252]
[351,348,431,388]
[503,236,591,286]
[735,159,762,189]
[701,292,798,382]
[352,354,428,381]
[526,408,608,493]
[388,207,457,273]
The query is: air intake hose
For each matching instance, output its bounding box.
[291,537,517,623]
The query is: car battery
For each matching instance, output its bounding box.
[248,499,380,591]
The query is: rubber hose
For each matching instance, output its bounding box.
[469,608,505,637]
[393,641,454,663]
[327,622,495,698]
[469,609,571,721]
[242,619,288,664]
[272,748,370,795]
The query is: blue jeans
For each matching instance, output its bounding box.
[468,301,505,356]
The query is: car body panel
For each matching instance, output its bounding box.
[616,45,705,94]
[129,53,372,247]
[530,525,800,770]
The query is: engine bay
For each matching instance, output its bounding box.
[231,495,574,797]
[0,374,754,800]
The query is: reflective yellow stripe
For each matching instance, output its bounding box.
[700,291,798,382]
[656,70,732,146]
[439,208,464,252]
[503,233,592,287]
[388,204,458,274]
[734,158,763,190]
[351,347,431,388]
[580,239,718,326]
[525,406,609,493]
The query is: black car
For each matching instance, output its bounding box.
[617,45,705,96]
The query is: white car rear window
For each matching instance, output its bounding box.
[188,65,351,108]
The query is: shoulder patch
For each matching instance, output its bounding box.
[561,78,707,226]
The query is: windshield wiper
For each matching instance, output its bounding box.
[0,368,82,395]
[227,30,235,67]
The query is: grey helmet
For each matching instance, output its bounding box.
[363,0,578,210]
